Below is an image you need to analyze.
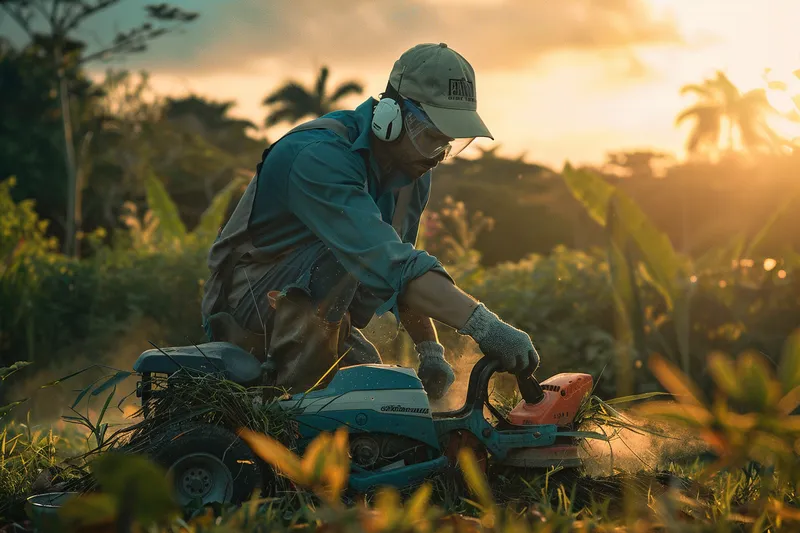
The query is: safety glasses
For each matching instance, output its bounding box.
[402,98,475,160]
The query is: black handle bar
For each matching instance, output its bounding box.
[432,356,545,421]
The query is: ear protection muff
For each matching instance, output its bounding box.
[371,97,402,142]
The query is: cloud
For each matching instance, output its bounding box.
[81,0,683,76]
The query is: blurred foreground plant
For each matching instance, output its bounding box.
[636,330,800,522]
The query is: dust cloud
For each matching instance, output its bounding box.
[578,417,709,476]
[6,317,164,427]
[430,349,482,412]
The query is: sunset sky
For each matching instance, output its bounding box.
[4,0,800,168]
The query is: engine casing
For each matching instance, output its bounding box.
[278,364,441,451]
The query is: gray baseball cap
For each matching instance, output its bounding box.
[388,43,494,140]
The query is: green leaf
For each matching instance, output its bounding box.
[707,352,740,400]
[39,367,96,388]
[144,171,187,241]
[95,386,117,438]
[561,162,615,227]
[0,361,33,380]
[71,377,104,409]
[193,176,246,239]
[608,191,685,309]
[91,371,132,397]
[88,452,178,526]
[606,198,647,392]
[779,330,800,394]
[736,352,777,411]
[58,493,118,530]
[0,398,27,419]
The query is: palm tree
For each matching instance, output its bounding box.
[676,71,782,156]
[262,66,363,128]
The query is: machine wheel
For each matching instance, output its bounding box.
[149,421,265,507]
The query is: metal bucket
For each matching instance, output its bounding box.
[26,492,78,533]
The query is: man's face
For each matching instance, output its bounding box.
[390,102,452,179]
[392,129,448,179]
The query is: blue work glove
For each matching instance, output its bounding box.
[416,341,455,400]
[458,303,540,374]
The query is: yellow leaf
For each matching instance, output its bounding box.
[634,401,713,428]
[771,416,800,433]
[457,448,496,515]
[769,499,800,521]
[648,353,705,407]
[717,410,758,431]
[237,428,305,484]
[406,483,432,519]
[300,432,331,482]
[375,487,402,527]
[778,385,800,416]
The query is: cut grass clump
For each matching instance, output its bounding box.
[50,366,298,496]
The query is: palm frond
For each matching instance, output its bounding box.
[674,104,722,126]
[264,106,307,129]
[328,81,364,104]
[262,82,313,108]
[315,66,330,103]
[679,83,714,99]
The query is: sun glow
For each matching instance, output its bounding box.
[763,68,800,142]
[646,0,800,147]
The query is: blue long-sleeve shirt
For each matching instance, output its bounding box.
[247,96,451,319]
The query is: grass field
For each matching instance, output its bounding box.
[3,344,800,533]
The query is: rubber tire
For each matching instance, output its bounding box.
[148,421,263,507]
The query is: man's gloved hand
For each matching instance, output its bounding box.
[416,341,455,400]
[458,303,540,374]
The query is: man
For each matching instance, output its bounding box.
[201,43,539,400]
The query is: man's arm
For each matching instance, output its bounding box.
[399,304,439,344]
[398,270,478,331]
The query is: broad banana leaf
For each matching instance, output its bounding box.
[563,163,693,372]
[144,172,187,241]
[562,163,615,227]
[193,176,247,240]
[606,196,647,394]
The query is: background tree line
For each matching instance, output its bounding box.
[2,0,800,405]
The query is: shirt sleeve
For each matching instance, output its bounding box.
[284,139,451,319]
[404,175,430,248]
